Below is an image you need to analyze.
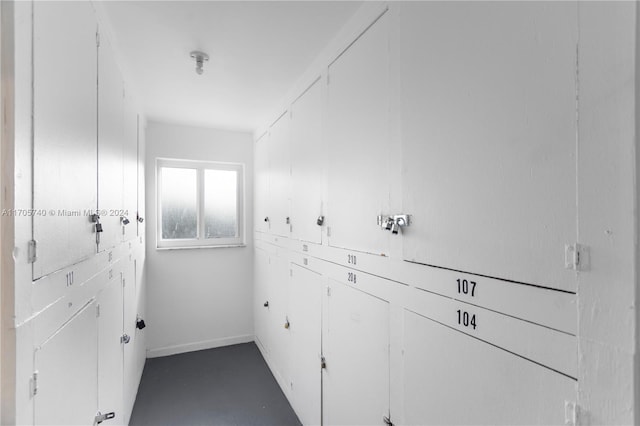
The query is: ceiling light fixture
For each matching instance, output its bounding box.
[190,50,209,75]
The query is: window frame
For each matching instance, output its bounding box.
[156,157,245,249]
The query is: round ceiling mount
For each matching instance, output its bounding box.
[190,51,209,75]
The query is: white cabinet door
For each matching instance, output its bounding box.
[35,302,98,425]
[137,119,146,236]
[97,275,124,425]
[323,280,390,425]
[268,114,291,237]
[326,12,391,256]
[403,310,576,425]
[98,35,124,252]
[254,133,270,233]
[254,247,272,354]
[267,254,291,386]
[123,97,138,242]
[32,1,98,279]
[288,264,322,425]
[122,256,138,423]
[398,2,578,291]
[291,79,323,244]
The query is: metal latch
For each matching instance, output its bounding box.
[28,240,37,264]
[284,317,290,329]
[95,411,115,424]
[377,214,411,234]
[120,334,130,344]
[91,213,103,244]
[320,356,326,369]
[565,244,589,271]
[383,415,394,426]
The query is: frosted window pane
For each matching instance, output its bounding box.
[161,167,197,239]
[204,169,238,238]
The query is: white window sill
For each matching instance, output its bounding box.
[156,244,247,251]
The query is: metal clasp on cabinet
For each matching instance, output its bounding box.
[377,214,411,234]
[94,411,115,424]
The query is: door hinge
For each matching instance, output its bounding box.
[320,356,326,369]
[327,226,331,237]
[96,32,100,47]
[96,304,101,318]
[95,411,115,424]
[564,400,578,426]
[327,286,331,296]
[28,240,37,264]
[565,243,590,271]
[30,371,38,397]
[383,415,394,426]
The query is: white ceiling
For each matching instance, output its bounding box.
[100,1,362,132]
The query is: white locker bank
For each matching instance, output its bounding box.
[0,1,639,425]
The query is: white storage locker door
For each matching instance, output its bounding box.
[32,1,98,279]
[97,274,124,425]
[122,98,138,242]
[398,2,578,292]
[34,302,98,425]
[137,118,146,236]
[123,256,138,423]
[403,310,576,425]
[254,247,272,355]
[288,264,322,425]
[290,79,323,244]
[267,254,291,386]
[326,11,391,256]
[98,35,125,252]
[323,280,390,425]
[254,133,270,233]
[268,114,291,237]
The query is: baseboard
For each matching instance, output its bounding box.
[147,334,254,358]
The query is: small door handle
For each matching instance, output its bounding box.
[263,301,269,307]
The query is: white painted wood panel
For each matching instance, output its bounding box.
[398,2,578,292]
[288,264,322,425]
[98,34,124,252]
[32,1,98,279]
[34,302,98,425]
[268,114,291,237]
[123,96,138,243]
[290,79,323,244]
[403,310,576,425]
[254,133,270,233]
[267,253,291,388]
[406,287,576,378]
[254,247,272,355]
[97,276,124,425]
[137,118,146,236]
[326,12,391,256]
[122,254,137,424]
[323,280,389,425]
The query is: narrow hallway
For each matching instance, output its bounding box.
[130,343,301,426]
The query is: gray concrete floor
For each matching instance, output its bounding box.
[130,342,302,426]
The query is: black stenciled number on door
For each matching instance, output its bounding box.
[347,272,357,284]
[347,254,357,265]
[456,309,477,330]
[456,278,476,297]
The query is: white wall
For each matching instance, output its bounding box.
[145,121,254,357]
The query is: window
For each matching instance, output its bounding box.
[156,158,245,248]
